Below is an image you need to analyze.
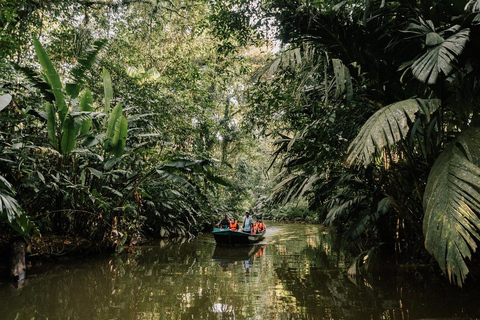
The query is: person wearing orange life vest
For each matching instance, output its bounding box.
[251,221,258,234]
[257,219,266,232]
[229,218,238,231]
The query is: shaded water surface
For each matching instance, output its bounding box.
[2,223,480,319]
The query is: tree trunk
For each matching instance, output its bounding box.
[10,237,27,282]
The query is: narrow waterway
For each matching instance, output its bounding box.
[1,223,480,319]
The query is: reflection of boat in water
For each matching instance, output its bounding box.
[212,245,264,263]
[212,228,265,245]
[212,245,265,271]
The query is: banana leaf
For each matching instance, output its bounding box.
[111,115,128,158]
[61,115,77,155]
[80,89,94,135]
[104,103,122,152]
[33,38,67,123]
[45,102,58,148]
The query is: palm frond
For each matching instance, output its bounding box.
[66,39,108,98]
[423,127,480,286]
[346,98,441,166]
[465,0,480,13]
[13,64,55,102]
[251,47,303,82]
[324,194,367,225]
[412,27,470,84]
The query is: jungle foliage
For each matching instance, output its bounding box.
[207,0,480,286]
[3,0,480,288]
[0,0,268,252]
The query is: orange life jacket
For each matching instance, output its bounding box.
[257,222,265,232]
[229,220,238,231]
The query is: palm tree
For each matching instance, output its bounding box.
[245,0,480,286]
[346,4,480,285]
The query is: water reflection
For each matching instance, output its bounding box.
[1,223,480,319]
[212,245,265,273]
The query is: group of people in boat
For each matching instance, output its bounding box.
[216,210,266,234]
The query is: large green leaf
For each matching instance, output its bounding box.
[423,127,480,286]
[45,102,58,148]
[104,103,122,152]
[103,68,113,115]
[0,93,12,112]
[80,89,94,135]
[412,28,470,84]
[33,38,68,122]
[346,99,441,166]
[61,115,77,155]
[111,115,128,158]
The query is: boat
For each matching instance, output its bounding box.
[212,228,265,245]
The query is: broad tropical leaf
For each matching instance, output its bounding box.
[111,115,128,157]
[347,99,441,166]
[61,115,77,155]
[104,103,122,152]
[33,38,68,122]
[103,68,113,115]
[45,102,58,148]
[80,89,94,135]
[0,94,12,112]
[423,127,480,286]
[412,28,470,84]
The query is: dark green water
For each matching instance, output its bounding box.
[1,223,480,319]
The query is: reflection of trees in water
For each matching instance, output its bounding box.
[270,226,480,319]
[0,237,271,319]
[3,226,480,319]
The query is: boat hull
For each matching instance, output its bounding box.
[212,228,265,245]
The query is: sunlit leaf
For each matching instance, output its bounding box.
[103,68,113,115]
[347,99,441,166]
[33,38,67,122]
[0,94,12,112]
[423,127,480,286]
[80,89,94,135]
[412,28,470,84]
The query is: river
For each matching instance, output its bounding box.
[1,222,480,319]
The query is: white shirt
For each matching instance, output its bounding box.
[242,215,253,231]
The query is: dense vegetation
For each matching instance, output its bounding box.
[0,0,272,252]
[3,0,480,287]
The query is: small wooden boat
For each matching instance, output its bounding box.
[212,228,265,245]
